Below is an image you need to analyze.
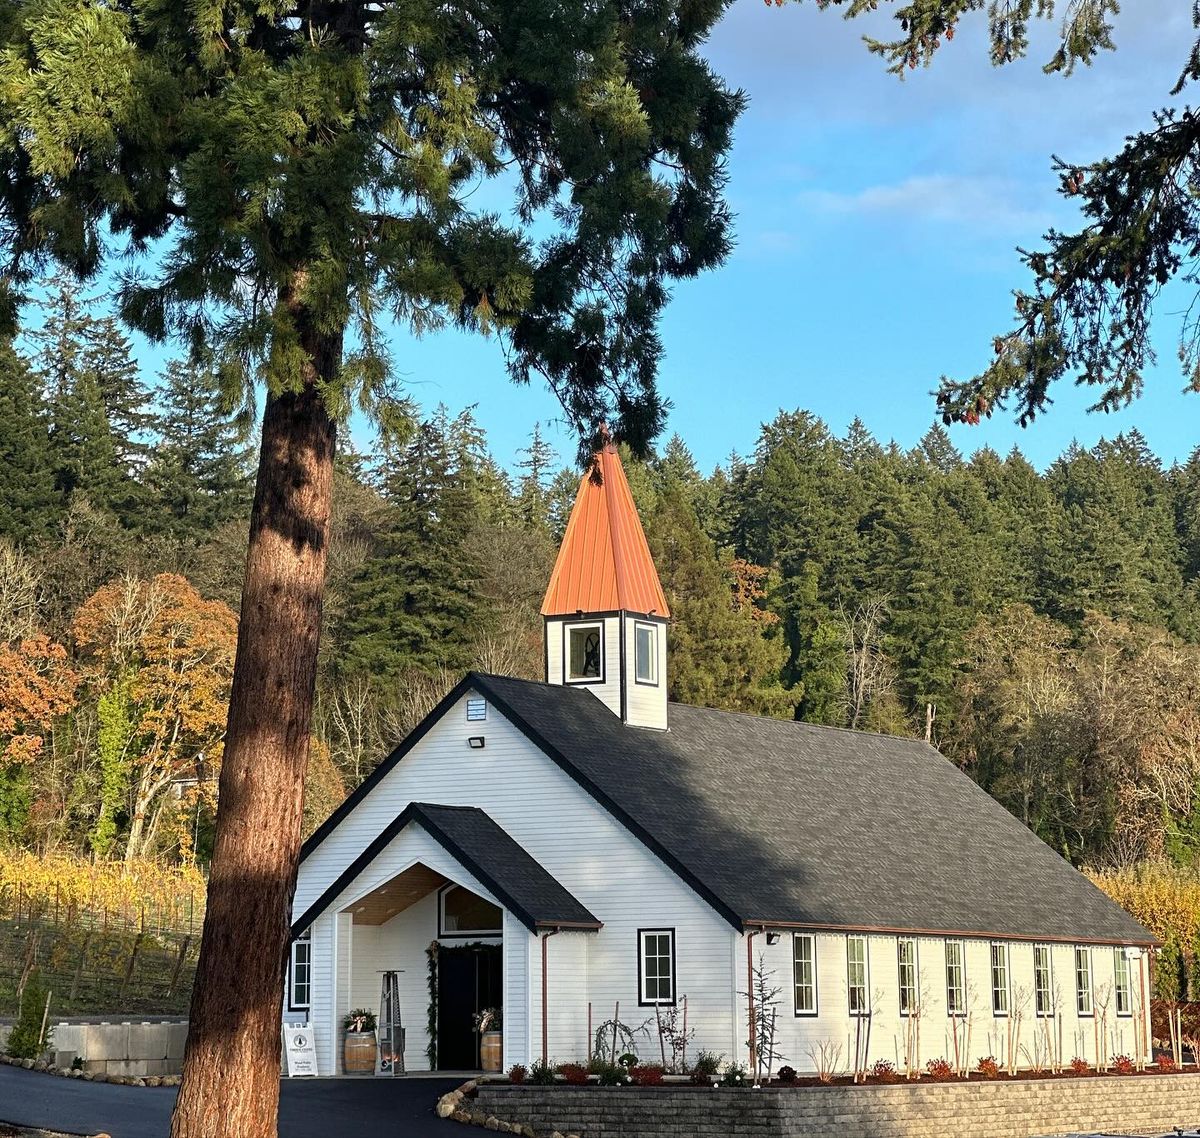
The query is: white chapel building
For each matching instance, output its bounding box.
[288,440,1155,1076]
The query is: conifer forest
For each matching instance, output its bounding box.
[4,280,1200,973]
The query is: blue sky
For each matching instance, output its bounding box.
[378,0,1198,474]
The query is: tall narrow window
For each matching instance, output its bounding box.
[897,937,919,1017]
[567,623,603,682]
[1074,947,1093,1016]
[990,943,1010,1016]
[1034,945,1053,1018]
[639,929,675,1005]
[634,622,658,685]
[793,934,817,1016]
[289,929,311,1011]
[945,940,965,1017]
[846,935,868,1016]
[1114,948,1132,1017]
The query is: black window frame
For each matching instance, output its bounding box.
[633,620,659,687]
[288,927,312,1012]
[564,620,606,685]
[637,927,677,1007]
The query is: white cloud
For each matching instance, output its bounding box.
[798,174,1056,232]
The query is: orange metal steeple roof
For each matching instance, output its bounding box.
[541,442,670,619]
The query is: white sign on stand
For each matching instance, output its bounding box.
[284,1024,318,1077]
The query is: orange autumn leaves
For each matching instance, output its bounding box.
[0,635,78,763]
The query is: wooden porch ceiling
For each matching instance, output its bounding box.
[343,863,449,926]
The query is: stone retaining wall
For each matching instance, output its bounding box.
[0,1021,187,1078]
[474,1075,1200,1138]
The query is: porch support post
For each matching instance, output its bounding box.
[541,928,560,1065]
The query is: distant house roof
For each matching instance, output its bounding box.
[293,801,601,937]
[302,675,1154,946]
[541,442,670,619]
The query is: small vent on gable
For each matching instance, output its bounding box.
[466,698,487,722]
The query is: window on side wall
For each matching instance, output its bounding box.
[793,934,817,1016]
[289,928,312,1012]
[639,929,675,1006]
[634,622,658,685]
[990,943,1010,1016]
[1034,945,1053,1018]
[1114,948,1132,1017]
[846,935,868,1016]
[945,940,966,1017]
[567,623,604,682]
[897,937,919,1017]
[1074,947,1093,1016]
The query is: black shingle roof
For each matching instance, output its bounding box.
[470,674,1153,945]
[293,801,600,936]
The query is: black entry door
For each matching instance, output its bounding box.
[437,944,502,1070]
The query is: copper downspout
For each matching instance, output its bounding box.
[541,928,561,1065]
[746,929,760,1076]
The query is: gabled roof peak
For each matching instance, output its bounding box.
[541,441,670,618]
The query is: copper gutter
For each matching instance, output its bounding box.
[745,928,761,1076]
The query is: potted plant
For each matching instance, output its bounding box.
[474,1007,503,1072]
[343,1008,378,1074]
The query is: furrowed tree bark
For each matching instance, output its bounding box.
[170,320,338,1138]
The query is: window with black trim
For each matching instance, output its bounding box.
[990,942,1009,1016]
[1075,947,1093,1016]
[1114,948,1132,1017]
[639,929,675,1005]
[439,884,502,937]
[793,934,816,1016]
[897,937,919,1017]
[945,940,966,1017]
[846,934,868,1016]
[567,623,603,682]
[289,928,311,1011]
[1034,945,1053,1018]
[634,622,658,685]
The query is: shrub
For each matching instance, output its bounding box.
[632,1064,665,1086]
[507,1064,527,1085]
[529,1059,557,1086]
[618,1052,639,1069]
[976,1056,1000,1080]
[1112,1054,1136,1075]
[719,1062,747,1087]
[1155,1053,1177,1073]
[870,1059,901,1084]
[1069,1057,1090,1075]
[925,1057,954,1082]
[690,1050,722,1086]
[596,1063,626,1086]
[775,1065,797,1084]
[7,972,53,1060]
[558,1063,590,1085]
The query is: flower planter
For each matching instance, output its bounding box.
[343,1030,377,1074]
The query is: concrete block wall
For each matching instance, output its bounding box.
[475,1075,1200,1138]
[0,1021,187,1077]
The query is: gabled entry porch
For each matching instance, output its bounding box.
[289,802,601,1075]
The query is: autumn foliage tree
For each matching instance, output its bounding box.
[72,575,237,865]
[0,635,77,764]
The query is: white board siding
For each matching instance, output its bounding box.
[541,931,591,1063]
[752,932,1149,1077]
[622,615,667,730]
[294,689,737,1066]
[542,617,622,719]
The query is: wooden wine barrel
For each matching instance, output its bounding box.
[480,1031,503,1072]
[343,1031,377,1074]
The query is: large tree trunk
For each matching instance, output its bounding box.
[169,326,338,1138]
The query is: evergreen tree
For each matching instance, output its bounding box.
[0,341,58,544]
[515,423,557,531]
[145,359,254,544]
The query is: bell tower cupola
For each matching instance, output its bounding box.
[541,440,669,730]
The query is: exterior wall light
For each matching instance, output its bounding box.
[468,736,486,749]
[765,932,781,946]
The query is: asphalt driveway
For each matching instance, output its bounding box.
[0,1065,463,1138]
